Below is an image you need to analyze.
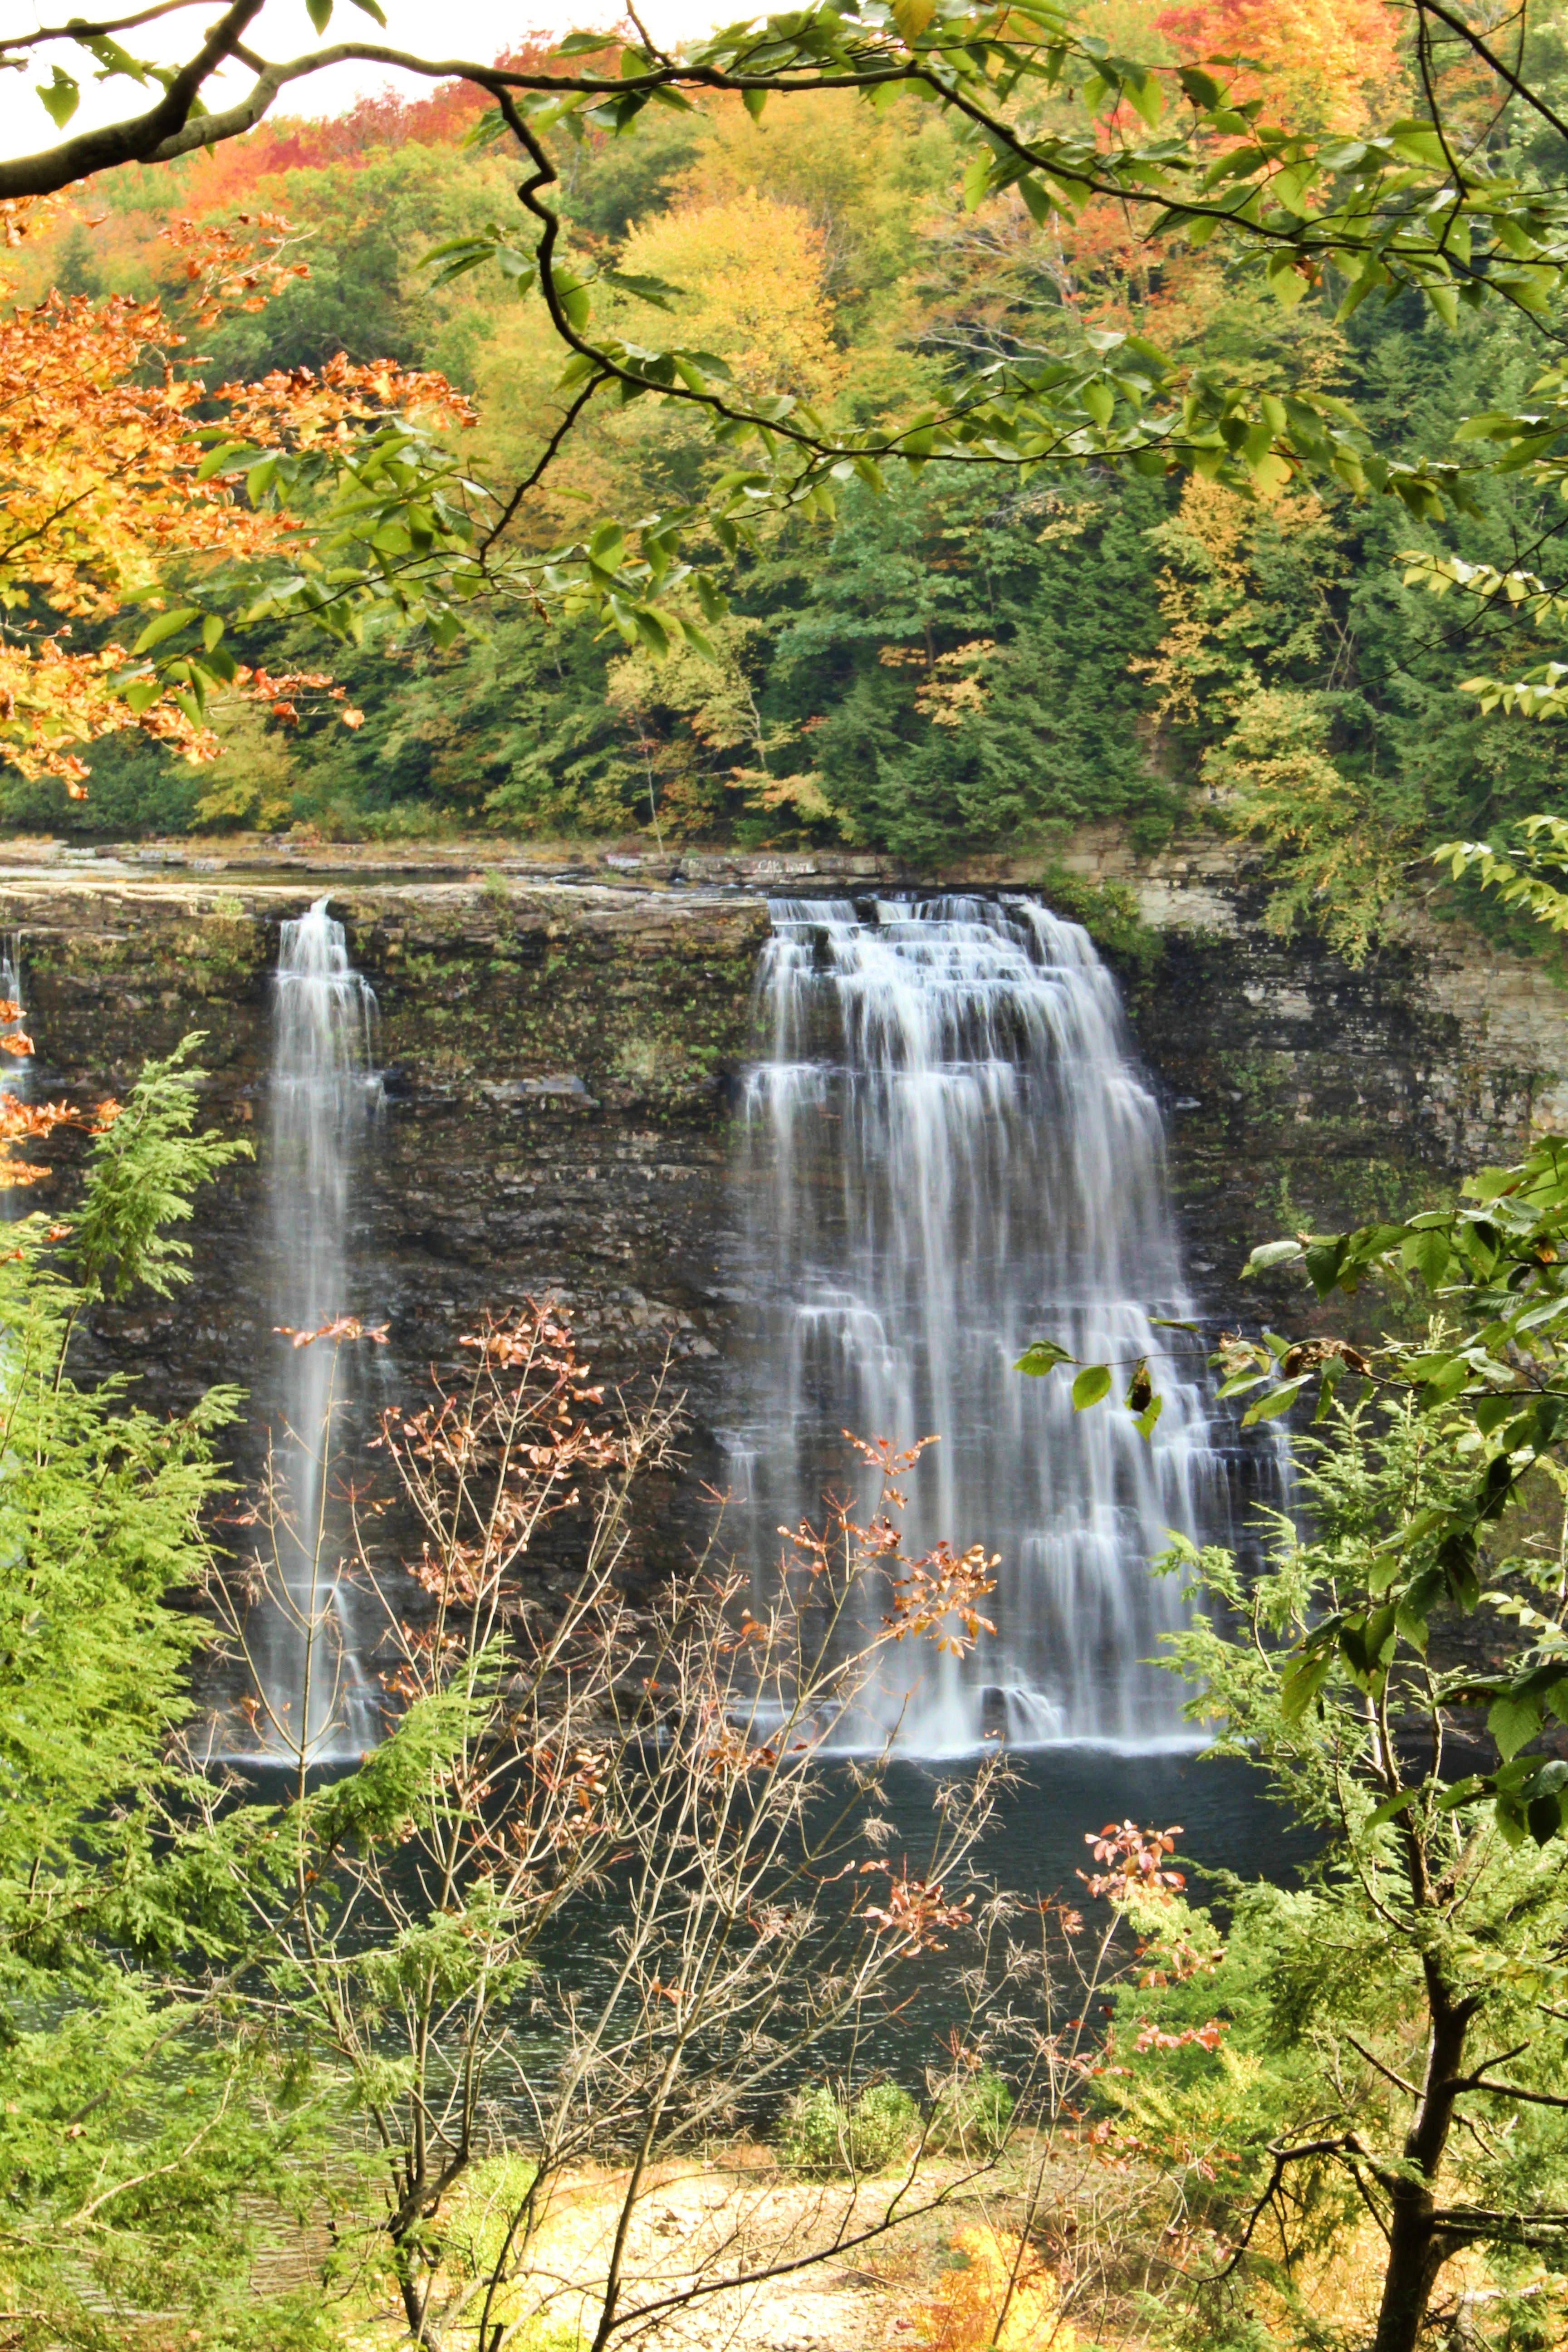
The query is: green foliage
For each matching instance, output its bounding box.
[23,0,1568,907]
[70,1035,252,1299]
[0,725,210,835]
[1033,865,1164,980]
[769,471,1175,860]
[777,2080,921,2175]
[1103,1404,1568,2345]
[1223,1128,1568,1846]
[196,146,522,379]
[0,1042,332,2351]
[29,67,1568,910]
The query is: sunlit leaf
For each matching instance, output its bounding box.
[38,66,80,127]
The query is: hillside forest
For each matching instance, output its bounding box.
[14,0,1568,958]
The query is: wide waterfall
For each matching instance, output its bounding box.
[730,894,1229,1752]
[249,897,383,1759]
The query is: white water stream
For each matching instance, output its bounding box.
[250,897,383,1758]
[730,895,1233,1751]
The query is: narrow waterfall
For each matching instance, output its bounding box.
[730,895,1229,1752]
[250,898,382,1759]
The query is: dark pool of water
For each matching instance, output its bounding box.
[228,1743,1303,2108]
[873,1743,1304,1904]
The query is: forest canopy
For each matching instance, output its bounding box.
[9,0,1568,955]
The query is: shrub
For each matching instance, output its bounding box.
[777,2080,920,2176]
[917,2225,1073,2352]
[441,2151,540,2282]
[927,2068,1014,2156]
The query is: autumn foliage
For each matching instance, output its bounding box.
[0,201,470,786]
[918,2224,1075,2352]
[1156,0,1406,131]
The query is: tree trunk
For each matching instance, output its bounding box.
[1370,1968,1478,2352]
[1373,2180,1450,2352]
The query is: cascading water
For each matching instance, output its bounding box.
[250,897,382,1759]
[729,894,1232,1753]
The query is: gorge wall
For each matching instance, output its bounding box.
[12,831,1568,1585]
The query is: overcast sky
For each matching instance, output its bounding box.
[0,0,730,167]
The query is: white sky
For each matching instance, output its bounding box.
[0,0,731,165]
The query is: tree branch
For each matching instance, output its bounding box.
[1458,2080,1568,2111]
[1416,0,1568,149]
[479,370,611,557]
[0,0,206,53]
[0,0,265,199]
[1343,2032,1422,2100]
[1211,2136,1370,2279]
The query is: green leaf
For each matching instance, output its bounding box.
[132,608,202,654]
[1280,1648,1332,1722]
[1014,1339,1073,1377]
[553,270,593,331]
[1242,1377,1307,1426]
[1124,67,1163,127]
[1527,1790,1566,1843]
[1071,1363,1112,1410]
[1301,1237,1348,1294]
[602,270,684,309]
[893,0,935,36]
[305,0,332,29]
[588,521,626,570]
[1133,1394,1164,1442]
[1488,1693,1543,1763]
[1243,1239,1303,1278]
[1177,64,1222,108]
[38,66,80,127]
[194,440,251,483]
[1367,1785,1421,1828]
[1403,1224,1454,1287]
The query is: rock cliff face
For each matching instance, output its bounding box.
[8,834,1566,1579]
[11,863,767,1579]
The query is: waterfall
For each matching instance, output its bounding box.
[250,897,382,1759]
[730,894,1230,1753]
